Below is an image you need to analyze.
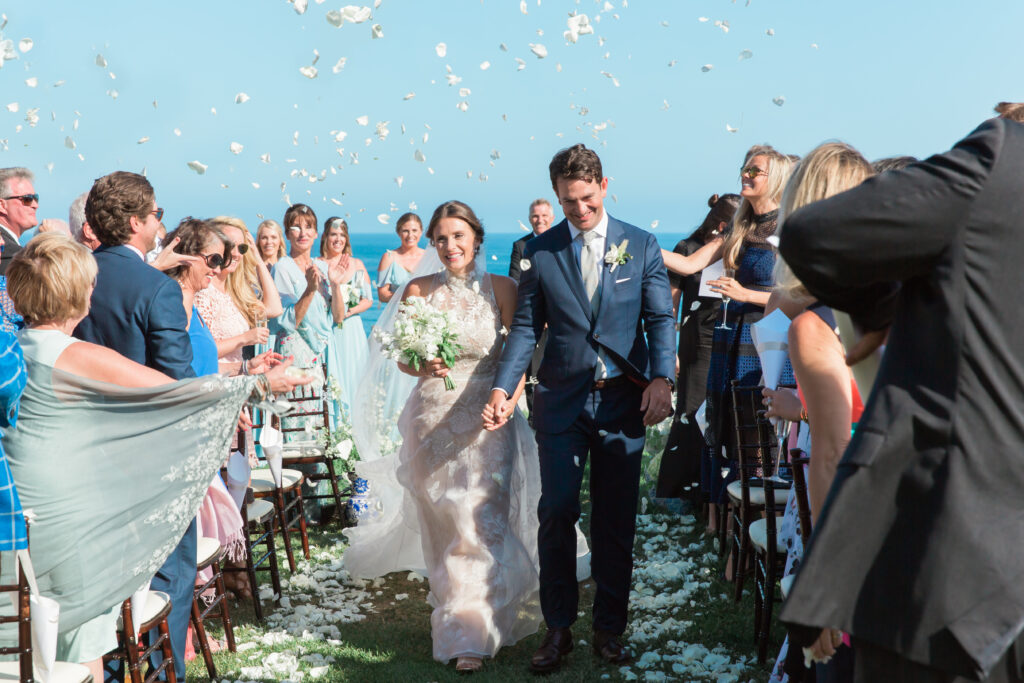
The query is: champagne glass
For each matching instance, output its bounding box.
[770,418,790,482]
[715,267,737,331]
[256,313,268,329]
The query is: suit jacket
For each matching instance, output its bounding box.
[778,118,1024,679]
[493,216,675,433]
[508,233,535,282]
[74,245,195,380]
[0,224,23,276]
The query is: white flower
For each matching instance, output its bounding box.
[604,239,632,272]
[519,258,532,272]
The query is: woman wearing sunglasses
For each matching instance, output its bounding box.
[193,216,282,376]
[660,146,797,546]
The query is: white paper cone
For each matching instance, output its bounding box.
[751,309,791,390]
[16,550,57,682]
[225,451,251,509]
[261,425,284,487]
[130,580,151,640]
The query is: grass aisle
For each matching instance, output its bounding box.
[194,435,777,682]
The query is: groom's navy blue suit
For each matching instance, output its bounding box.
[75,245,196,681]
[494,216,675,634]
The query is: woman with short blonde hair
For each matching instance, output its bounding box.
[8,233,97,325]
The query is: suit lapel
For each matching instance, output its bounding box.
[595,217,624,323]
[551,222,594,322]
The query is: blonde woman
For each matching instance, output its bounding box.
[257,219,287,267]
[376,212,425,303]
[664,146,796,534]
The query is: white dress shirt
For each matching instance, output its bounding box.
[568,211,620,380]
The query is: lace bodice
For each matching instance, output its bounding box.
[423,269,502,381]
[194,286,250,363]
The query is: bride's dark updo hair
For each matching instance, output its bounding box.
[427,200,485,245]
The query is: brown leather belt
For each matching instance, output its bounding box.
[592,375,630,390]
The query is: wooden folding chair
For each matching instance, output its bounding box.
[104,592,176,683]
[191,537,235,679]
[221,490,282,623]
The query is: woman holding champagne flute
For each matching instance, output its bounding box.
[660,146,796,543]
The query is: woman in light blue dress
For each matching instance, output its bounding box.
[375,212,425,304]
[274,204,346,521]
[319,217,371,420]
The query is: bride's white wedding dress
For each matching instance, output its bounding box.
[345,267,542,662]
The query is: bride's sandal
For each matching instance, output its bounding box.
[455,656,483,673]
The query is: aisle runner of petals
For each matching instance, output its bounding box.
[214,512,755,682]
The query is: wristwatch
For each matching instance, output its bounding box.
[657,376,676,390]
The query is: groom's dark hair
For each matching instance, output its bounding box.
[549,144,603,192]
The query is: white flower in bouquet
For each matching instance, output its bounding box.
[375,296,462,390]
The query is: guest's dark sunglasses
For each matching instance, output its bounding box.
[201,253,227,268]
[151,208,165,221]
[235,243,249,255]
[2,193,39,205]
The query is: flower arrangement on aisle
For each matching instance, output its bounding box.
[375,296,462,390]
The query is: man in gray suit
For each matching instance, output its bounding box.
[780,114,1024,682]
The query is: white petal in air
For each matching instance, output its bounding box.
[292,0,308,14]
[5,103,16,112]
[564,13,594,43]
[403,92,415,100]
[394,176,403,188]
[187,160,208,174]
[726,123,738,133]
[355,115,368,126]
[530,43,547,58]
[137,136,149,144]
[18,39,32,53]
[230,142,244,154]
[435,42,446,58]
[235,92,250,104]
[95,54,107,67]
[480,61,490,70]
[650,220,659,229]
[414,149,426,162]
[299,65,318,79]
[520,0,528,13]
[515,58,526,71]
[772,95,785,107]
[456,101,469,112]
[766,28,775,36]
[377,213,390,224]
[332,57,347,73]
[371,24,383,39]
[64,136,75,149]
[739,49,753,60]
[701,64,712,72]
[24,77,37,88]
[173,128,182,136]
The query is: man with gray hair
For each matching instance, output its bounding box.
[0,167,37,274]
[68,191,101,249]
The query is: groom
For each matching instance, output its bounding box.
[485,144,676,673]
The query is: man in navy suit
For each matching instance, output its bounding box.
[74,171,195,681]
[485,144,676,673]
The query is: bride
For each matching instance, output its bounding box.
[344,200,542,673]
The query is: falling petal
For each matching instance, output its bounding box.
[293,130,300,145]
[235,92,250,104]
[292,0,308,14]
[332,57,347,73]
[414,149,425,162]
[173,128,182,136]
[499,43,508,52]
[52,80,65,87]
[530,43,547,58]
[490,149,500,160]
[402,92,415,100]
[210,106,217,114]
[739,49,753,60]
[5,103,16,113]
[24,77,37,88]
[394,176,403,188]
[518,220,529,232]
[520,0,527,13]
[600,71,620,86]
[299,65,318,79]
[726,124,738,133]
[252,182,260,189]
[356,115,368,126]
[18,38,32,53]
[260,153,271,163]
[650,220,659,229]
[480,60,490,70]
[325,10,343,26]
[455,101,468,112]
[230,141,244,154]
[137,136,150,144]
[187,160,208,174]
[458,87,471,97]
[106,89,118,99]
[810,42,819,49]
[371,24,383,39]
[772,95,785,106]
[564,13,594,43]
[515,57,525,71]
[701,64,712,72]
[667,59,677,67]
[374,120,389,140]
[95,53,107,67]
[434,42,446,58]
[377,213,390,224]
[698,16,708,22]
[766,28,775,36]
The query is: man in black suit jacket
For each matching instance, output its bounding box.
[779,117,1024,682]
[0,167,37,274]
[74,171,196,681]
[509,198,555,425]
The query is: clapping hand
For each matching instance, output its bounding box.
[151,237,202,272]
[482,389,515,431]
[303,262,324,294]
[328,260,346,287]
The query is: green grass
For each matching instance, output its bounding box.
[190,437,782,682]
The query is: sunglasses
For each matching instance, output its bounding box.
[3,193,39,205]
[740,166,768,179]
[151,208,165,221]
[201,253,227,269]
[235,243,249,255]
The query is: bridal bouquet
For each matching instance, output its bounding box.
[376,296,462,390]
[334,282,362,329]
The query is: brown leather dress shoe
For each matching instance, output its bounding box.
[592,630,632,664]
[529,627,573,674]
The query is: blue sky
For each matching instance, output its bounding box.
[1,1,1019,235]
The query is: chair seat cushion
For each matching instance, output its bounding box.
[116,590,171,631]
[748,518,786,554]
[780,573,795,600]
[251,468,303,492]
[246,498,275,523]
[196,536,222,567]
[727,480,790,507]
[0,660,92,683]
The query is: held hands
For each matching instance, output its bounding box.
[708,276,745,302]
[640,377,674,426]
[482,389,515,431]
[151,237,201,272]
[762,387,802,422]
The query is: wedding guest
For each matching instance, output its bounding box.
[346,200,541,674]
[0,234,23,335]
[760,142,873,682]
[0,167,36,273]
[995,101,1024,122]
[319,216,371,418]
[7,233,307,682]
[257,219,287,268]
[871,156,917,173]
[195,216,281,375]
[779,117,1024,683]
[274,203,345,521]
[377,212,425,303]
[508,198,555,282]
[661,146,796,539]
[69,191,102,250]
[655,193,740,508]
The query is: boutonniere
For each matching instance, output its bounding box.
[603,239,633,272]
